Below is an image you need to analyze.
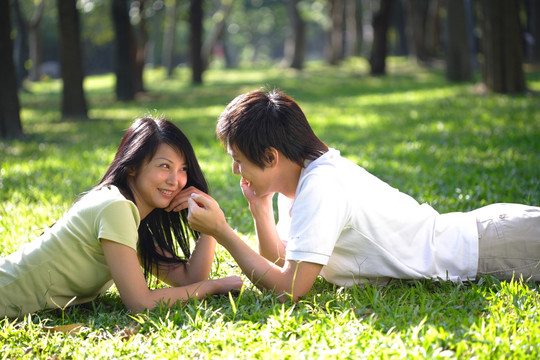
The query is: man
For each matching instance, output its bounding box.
[168,89,540,301]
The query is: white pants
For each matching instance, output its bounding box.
[473,203,540,282]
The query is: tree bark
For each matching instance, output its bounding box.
[12,0,28,89]
[162,0,179,78]
[370,0,395,75]
[344,0,358,57]
[283,0,305,69]
[133,0,148,93]
[525,0,540,62]
[190,0,204,84]
[202,0,234,71]
[58,0,88,119]
[112,0,135,101]
[478,0,526,93]
[328,0,345,65]
[0,0,23,138]
[445,0,472,81]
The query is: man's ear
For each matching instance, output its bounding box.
[264,147,279,168]
[127,166,137,177]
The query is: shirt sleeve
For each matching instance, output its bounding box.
[96,200,140,251]
[285,172,350,265]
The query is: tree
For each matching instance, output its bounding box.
[202,0,234,71]
[283,0,306,69]
[344,0,359,57]
[445,0,473,81]
[12,0,29,89]
[477,0,526,93]
[58,0,88,119]
[0,0,23,138]
[327,0,345,65]
[190,0,203,84]
[404,0,441,63]
[162,0,179,78]
[132,0,149,93]
[525,0,540,62]
[13,0,45,83]
[370,0,395,75]
[112,0,135,101]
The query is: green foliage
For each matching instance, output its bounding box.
[1,59,540,358]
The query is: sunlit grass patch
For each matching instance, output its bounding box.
[1,59,539,359]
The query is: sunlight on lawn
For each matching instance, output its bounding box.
[1,60,539,359]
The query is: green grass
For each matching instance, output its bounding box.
[1,58,540,358]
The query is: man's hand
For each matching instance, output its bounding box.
[187,193,228,238]
[240,177,274,216]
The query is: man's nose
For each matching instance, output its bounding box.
[232,162,240,175]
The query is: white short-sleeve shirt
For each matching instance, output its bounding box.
[277,149,478,286]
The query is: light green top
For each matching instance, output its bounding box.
[0,185,140,318]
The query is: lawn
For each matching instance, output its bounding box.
[1,58,539,359]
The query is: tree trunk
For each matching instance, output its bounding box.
[478,0,526,93]
[525,0,540,62]
[133,0,148,93]
[392,0,408,56]
[190,0,204,84]
[162,0,178,78]
[344,0,358,57]
[28,1,45,82]
[445,0,472,81]
[0,0,23,138]
[202,0,234,71]
[328,0,345,65]
[112,0,135,101]
[370,0,395,75]
[12,0,28,89]
[58,0,88,119]
[283,0,305,69]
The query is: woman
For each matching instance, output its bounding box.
[0,117,243,318]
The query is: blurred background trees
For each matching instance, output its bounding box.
[2,0,539,138]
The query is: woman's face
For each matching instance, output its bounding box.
[129,143,188,219]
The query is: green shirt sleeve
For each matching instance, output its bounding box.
[96,200,140,251]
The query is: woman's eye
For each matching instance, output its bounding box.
[160,163,170,169]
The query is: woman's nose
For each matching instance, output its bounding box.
[167,171,177,184]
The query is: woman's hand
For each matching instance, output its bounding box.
[211,275,244,294]
[101,239,243,312]
[166,186,211,212]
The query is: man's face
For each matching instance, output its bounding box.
[227,144,273,197]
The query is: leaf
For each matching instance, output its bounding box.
[43,323,85,335]
[115,322,142,341]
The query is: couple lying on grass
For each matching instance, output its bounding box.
[1,89,539,319]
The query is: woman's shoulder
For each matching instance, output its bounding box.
[72,185,136,215]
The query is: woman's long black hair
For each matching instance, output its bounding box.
[97,117,208,279]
